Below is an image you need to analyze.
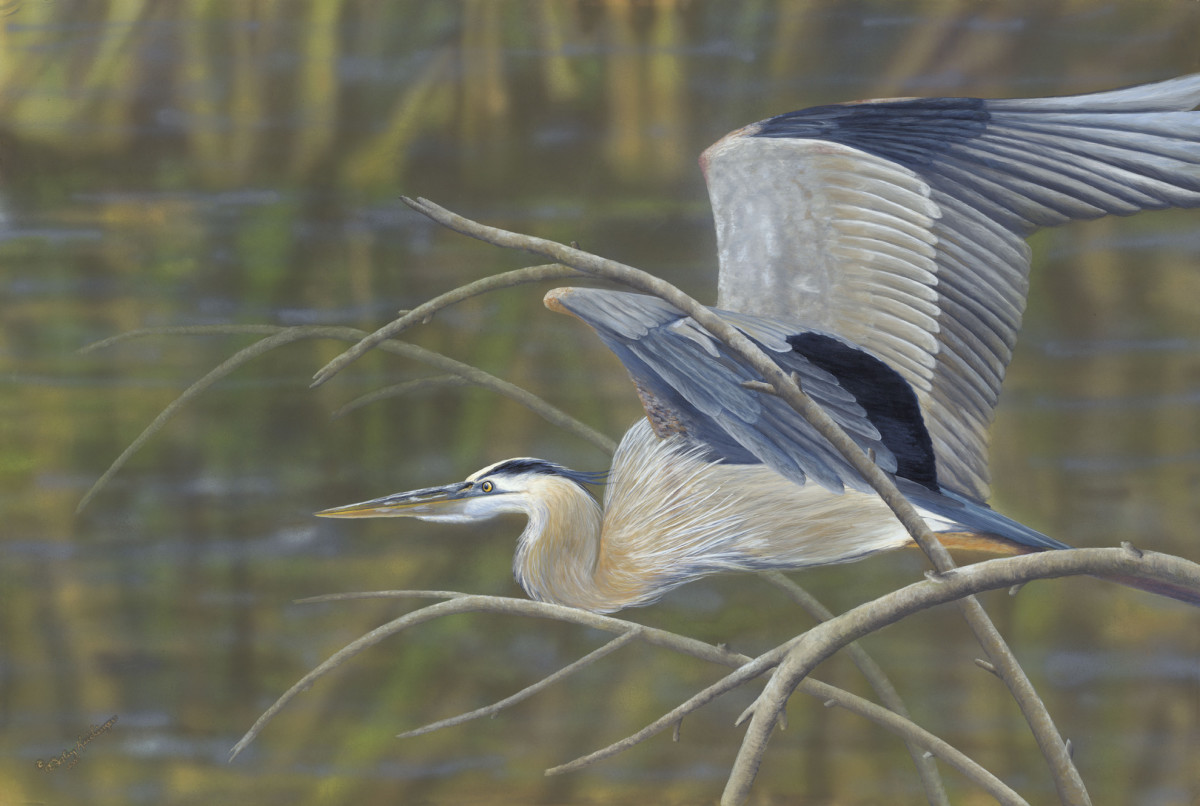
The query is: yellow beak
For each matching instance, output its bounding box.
[315,481,475,519]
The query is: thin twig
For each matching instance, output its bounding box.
[78,324,614,510]
[975,658,999,677]
[76,328,304,513]
[311,263,583,387]
[331,376,472,419]
[762,573,949,806]
[396,629,643,739]
[399,197,1090,805]
[295,590,471,604]
[545,641,787,775]
[78,324,285,353]
[800,678,1030,806]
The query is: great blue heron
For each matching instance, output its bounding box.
[319,75,1200,613]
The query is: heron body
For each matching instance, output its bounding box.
[320,418,1033,613]
[320,74,1200,613]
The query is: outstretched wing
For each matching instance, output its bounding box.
[703,74,1200,499]
[545,286,936,496]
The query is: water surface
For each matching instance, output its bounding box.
[2,3,1198,804]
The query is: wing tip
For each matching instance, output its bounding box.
[990,71,1200,112]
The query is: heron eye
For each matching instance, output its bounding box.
[481,481,494,493]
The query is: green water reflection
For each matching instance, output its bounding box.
[2,2,1198,804]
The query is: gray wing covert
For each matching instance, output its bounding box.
[545,287,937,495]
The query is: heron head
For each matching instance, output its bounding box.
[315,458,603,524]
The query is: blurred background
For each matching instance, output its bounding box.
[2,2,1198,804]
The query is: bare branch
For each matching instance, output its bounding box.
[554,547,1197,783]
[723,548,1199,804]
[295,590,471,604]
[762,573,949,806]
[234,546,1195,800]
[228,594,745,761]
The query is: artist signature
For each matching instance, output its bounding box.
[35,715,118,772]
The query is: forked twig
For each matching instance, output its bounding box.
[230,550,1197,805]
[228,593,746,761]
[548,548,1198,776]
[231,588,1023,802]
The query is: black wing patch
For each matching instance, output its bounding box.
[753,97,989,169]
[786,332,937,490]
[547,286,938,494]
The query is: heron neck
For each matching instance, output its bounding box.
[512,476,618,612]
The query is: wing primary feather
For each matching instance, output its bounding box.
[977,131,1196,208]
[947,141,1150,215]
[984,73,1200,112]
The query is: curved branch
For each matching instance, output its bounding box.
[311,263,584,387]
[400,197,1090,805]
[76,328,307,513]
[724,547,1200,803]
[296,590,471,603]
[78,324,285,353]
[396,629,643,739]
[367,336,616,454]
[228,593,745,761]
[236,587,1022,802]
[78,324,614,511]
[331,375,472,419]
[552,547,1197,782]
[802,677,1029,806]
